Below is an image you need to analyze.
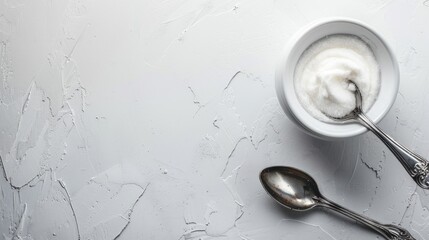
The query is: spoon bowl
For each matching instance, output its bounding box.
[322,81,363,122]
[260,166,319,211]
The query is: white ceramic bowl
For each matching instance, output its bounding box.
[276,17,399,140]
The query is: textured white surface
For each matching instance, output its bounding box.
[1,0,429,239]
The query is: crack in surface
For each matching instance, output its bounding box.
[360,153,384,213]
[399,186,418,225]
[10,173,44,190]
[113,183,150,240]
[250,133,267,150]
[177,209,243,240]
[277,219,338,240]
[220,137,247,176]
[0,154,9,182]
[0,153,46,191]
[65,24,89,62]
[224,71,242,90]
[10,203,27,239]
[21,82,35,115]
[58,179,81,240]
[212,116,221,129]
[188,86,205,117]
[360,158,382,180]
[188,86,200,105]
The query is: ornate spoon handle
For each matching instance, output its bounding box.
[317,197,415,240]
[357,112,429,189]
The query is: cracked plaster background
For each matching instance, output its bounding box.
[1,0,429,239]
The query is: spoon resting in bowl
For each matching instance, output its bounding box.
[323,81,429,189]
[260,166,415,240]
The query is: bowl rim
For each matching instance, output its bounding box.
[276,17,400,139]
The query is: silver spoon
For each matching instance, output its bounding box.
[260,166,415,240]
[324,81,429,189]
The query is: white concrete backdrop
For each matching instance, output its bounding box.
[1,0,429,239]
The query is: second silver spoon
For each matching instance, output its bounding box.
[324,81,429,189]
[260,166,415,240]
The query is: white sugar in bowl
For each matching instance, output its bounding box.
[275,17,399,140]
